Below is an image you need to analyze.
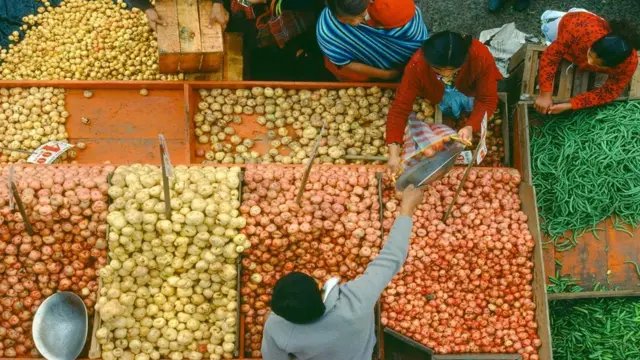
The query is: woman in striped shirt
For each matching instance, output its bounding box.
[316,0,428,82]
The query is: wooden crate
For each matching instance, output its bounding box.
[186,32,244,81]
[508,43,640,103]
[513,103,640,293]
[156,0,224,73]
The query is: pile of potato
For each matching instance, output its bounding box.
[194,87,436,165]
[96,165,246,360]
[0,87,69,164]
[0,0,182,81]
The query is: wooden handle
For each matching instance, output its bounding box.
[10,182,33,235]
[345,154,387,162]
[442,145,480,222]
[159,144,172,219]
[296,121,326,204]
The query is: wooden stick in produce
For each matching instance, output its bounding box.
[0,147,33,154]
[10,181,34,235]
[159,144,172,219]
[296,120,326,205]
[345,154,387,162]
[442,143,481,223]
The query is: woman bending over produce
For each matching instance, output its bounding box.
[316,0,429,82]
[385,31,503,174]
[261,185,425,360]
[535,10,639,114]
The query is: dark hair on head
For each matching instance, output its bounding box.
[326,0,368,17]
[592,19,640,67]
[270,272,325,325]
[421,31,473,68]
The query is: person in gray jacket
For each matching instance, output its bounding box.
[261,184,424,359]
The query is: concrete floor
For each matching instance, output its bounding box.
[416,0,640,38]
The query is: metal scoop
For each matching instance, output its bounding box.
[33,292,88,360]
[395,141,465,191]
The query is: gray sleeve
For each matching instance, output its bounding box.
[340,215,412,310]
[261,321,291,360]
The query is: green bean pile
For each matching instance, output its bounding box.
[548,275,640,360]
[530,101,640,249]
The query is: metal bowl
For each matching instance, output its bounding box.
[396,142,466,191]
[33,292,88,360]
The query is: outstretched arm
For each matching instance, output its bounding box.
[341,185,424,310]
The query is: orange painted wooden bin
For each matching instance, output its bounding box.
[0,81,548,360]
[512,102,640,295]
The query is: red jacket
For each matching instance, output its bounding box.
[386,40,503,144]
[538,11,638,109]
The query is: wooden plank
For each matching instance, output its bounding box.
[518,181,553,360]
[528,51,541,96]
[508,43,546,74]
[434,355,521,360]
[571,69,590,97]
[627,54,640,99]
[555,61,574,99]
[224,33,244,81]
[515,104,532,185]
[498,93,510,167]
[593,72,608,89]
[198,0,224,71]
[519,48,537,101]
[606,218,640,289]
[177,0,203,72]
[548,289,640,301]
[156,0,181,73]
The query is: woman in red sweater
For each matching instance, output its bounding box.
[385,31,503,174]
[535,11,639,114]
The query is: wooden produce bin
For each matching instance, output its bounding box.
[377,168,553,360]
[0,80,190,165]
[185,81,397,164]
[156,0,225,73]
[513,103,640,294]
[508,43,640,103]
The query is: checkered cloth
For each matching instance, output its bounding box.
[401,113,457,170]
[256,0,316,48]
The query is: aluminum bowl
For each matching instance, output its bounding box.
[395,142,466,191]
[33,292,88,360]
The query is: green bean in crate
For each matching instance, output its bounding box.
[529,101,640,249]
[548,276,640,360]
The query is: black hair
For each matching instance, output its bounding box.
[421,31,473,69]
[270,272,325,325]
[591,20,640,67]
[326,0,368,17]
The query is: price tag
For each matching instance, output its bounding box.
[26,141,74,164]
[476,112,488,165]
[158,134,174,178]
[455,151,473,165]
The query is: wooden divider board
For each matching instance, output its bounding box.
[156,0,224,73]
[512,103,640,292]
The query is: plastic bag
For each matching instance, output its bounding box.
[401,114,458,171]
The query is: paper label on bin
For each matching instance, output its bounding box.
[476,113,488,165]
[27,141,74,164]
[456,151,473,165]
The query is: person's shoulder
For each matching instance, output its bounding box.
[469,39,495,62]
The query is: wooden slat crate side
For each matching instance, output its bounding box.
[498,92,510,167]
[197,0,225,73]
[519,181,553,360]
[548,290,640,301]
[512,103,532,185]
[224,33,244,81]
[177,0,203,54]
[628,59,640,99]
[156,0,182,73]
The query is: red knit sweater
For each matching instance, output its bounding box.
[538,11,638,110]
[386,40,503,144]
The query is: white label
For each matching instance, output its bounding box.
[26,141,74,164]
[158,134,174,178]
[455,151,473,165]
[476,112,488,165]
